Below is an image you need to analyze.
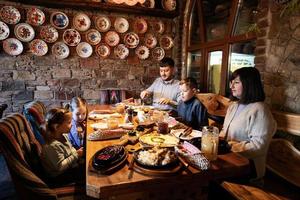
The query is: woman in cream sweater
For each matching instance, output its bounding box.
[220,67,277,181]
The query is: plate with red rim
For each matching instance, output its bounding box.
[104,31,120,47]
[76,42,93,58]
[73,13,91,32]
[0,6,21,25]
[124,32,139,49]
[3,38,23,56]
[135,45,149,60]
[114,17,129,33]
[86,29,101,45]
[152,20,165,34]
[14,23,35,42]
[0,21,10,41]
[159,35,174,50]
[144,33,157,49]
[152,47,165,61]
[26,7,45,26]
[95,16,111,32]
[133,17,148,34]
[63,29,81,46]
[50,11,69,29]
[30,39,48,56]
[114,44,129,60]
[161,0,176,11]
[51,42,70,59]
[40,25,59,43]
[96,44,111,58]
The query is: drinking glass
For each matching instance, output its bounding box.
[107,118,119,129]
[201,126,219,160]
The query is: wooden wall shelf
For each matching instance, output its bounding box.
[14,0,179,18]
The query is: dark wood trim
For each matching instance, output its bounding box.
[13,0,179,18]
[198,0,206,43]
[228,0,239,36]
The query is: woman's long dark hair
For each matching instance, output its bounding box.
[230,67,265,104]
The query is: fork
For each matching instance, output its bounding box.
[179,127,193,138]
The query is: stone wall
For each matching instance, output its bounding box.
[0,1,180,113]
[255,0,300,113]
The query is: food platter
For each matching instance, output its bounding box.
[139,133,179,147]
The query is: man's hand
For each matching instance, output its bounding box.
[159,98,171,105]
[77,147,84,157]
[140,90,151,99]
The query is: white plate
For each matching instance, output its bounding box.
[40,25,58,43]
[51,42,70,59]
[85,29,101,45]
[114,44,129,59]
[26,8,45,26]
[3,38,23,56]
[14,23,35,42]
[0,6,21,25]
[91,123,108,130]
[124,32,139,48]
[73,13,91,32]
[30,39,48,56]
[104,31,120,47]
[96,44,111,58]
[0,21,10,40]
[50,11,69,29]
[95,16,111,32]
[76,42,93,58]
[63,29,81,46]
[114,17,129,33]
[171,129,202,140]
[135,45,149,60]
[152,47,165,61]
[162,0,176,11]
[159,35,174,50]
[88,113,105,120]
[144,33,157,49]
[133,17,148,34]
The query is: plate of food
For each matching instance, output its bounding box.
[139,133,179,147]
[0,6,21,25]
[26,7,45,26]
[171,129,202,140]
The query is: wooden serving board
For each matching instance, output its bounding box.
[132,161,183,177]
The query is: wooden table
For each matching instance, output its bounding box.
[86,105,250,200]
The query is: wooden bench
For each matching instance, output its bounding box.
[221,110,300,200]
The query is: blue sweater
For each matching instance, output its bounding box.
[68,119,85,149]
[177,96,208,130]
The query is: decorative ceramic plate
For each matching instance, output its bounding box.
[76,42,93,58]
[52,42,70,59]
[3,38,23,56]
[104,31,120,47]
[125,0,138,6]
[0,6,21,25]
[144,33,157,49]
[30,39,48,56]
[141,0,155,8]
[0,21,10,40]
[124,32,139,48]
[63,29,81,46]
[73,13,91,32]
[95,16,111,32]
[159,35,174,50]
[152,47,165,61]
[162,0,176,11]
[96,44,111,58]
[85,29,101,45]
[26,8,45,26]
[14,23,35,42]
[50,11,69,29]
[114,44,129,59]
[40,25,58,43]
[133,17,148,34]
[153,20,165,34]
[114,17,129,33]
[135,45,149,60]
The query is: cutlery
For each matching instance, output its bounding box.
[179,127,193,138]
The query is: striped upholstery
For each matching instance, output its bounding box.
[0,113,57,200]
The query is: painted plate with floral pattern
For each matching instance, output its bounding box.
[50,11,69,29]
[40,25,58,43]
[30,39,48,56]
[114,17,129,33]
[3,38,23,56]
[114,44,129,60]
[73,13,91,32]
[52,42,70,59]
[76,42,93,58]
[96,44,111,58]
[144,33,157,49]
[133,17,148,34]
[152,20,165,34]
[26,8,45,26]
[104,31,120,47]
[95,16,111,32]
[141,0,155,8]
[124,32,139,49]
[135,45,149,60]
[63,29,81,46]
[162,0,176,11]
[0,6,21,25]
[152,47,165,61]
[86,29,101,45]
[14,23,35,42]
[0,21,10,41]
[159,35,174,50]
